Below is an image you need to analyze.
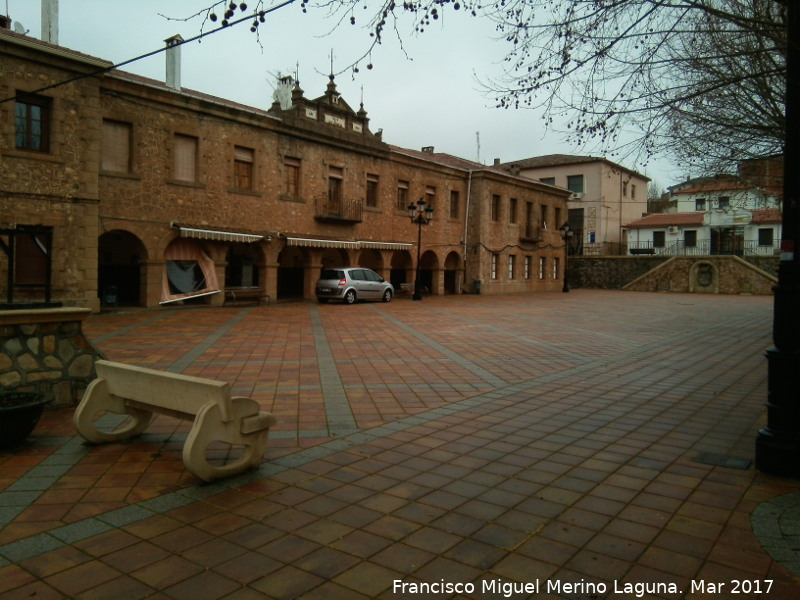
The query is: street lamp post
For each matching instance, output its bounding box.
[408,198,433,301]
[755,0,800,478]
[559,223,573,293]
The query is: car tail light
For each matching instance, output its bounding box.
[338,278,346,287]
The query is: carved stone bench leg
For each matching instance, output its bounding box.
[183,396,275,482]
[74,378,153,443]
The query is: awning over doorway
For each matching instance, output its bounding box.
[285,237,411,250]
[160,238,221,304]
[178,227,263,243]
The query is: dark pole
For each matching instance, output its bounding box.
[414,215,423,301]
[560,223,572,293]
[756,1,800,478]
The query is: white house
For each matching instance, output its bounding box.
[496,155,650,255]
[626,208,781,256]
[626,157,783,257]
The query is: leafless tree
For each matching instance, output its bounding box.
[177,1,786,174]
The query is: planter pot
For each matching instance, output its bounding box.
[0,392,48,448]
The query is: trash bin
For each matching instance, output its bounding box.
[103,285,118,307]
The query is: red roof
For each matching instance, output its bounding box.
[625,212,705,229]
[752,208,782,224]
[674,180,750,195]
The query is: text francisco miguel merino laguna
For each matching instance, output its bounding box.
[392,577,768,597]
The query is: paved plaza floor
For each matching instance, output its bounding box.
[1,290,799,599]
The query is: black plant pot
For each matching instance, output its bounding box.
[0,392,48,448]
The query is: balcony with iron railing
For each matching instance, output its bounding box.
[627,240,780,257]
[314,195,363,223]
[519,223,542,243]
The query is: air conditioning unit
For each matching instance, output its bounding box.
[668,226,680,234]
[571,192,584,200]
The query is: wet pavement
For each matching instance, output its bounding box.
[1,290,799,599]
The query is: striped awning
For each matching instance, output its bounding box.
[179,227,263,243]
[358,240,412,250]
[286,237,411,250]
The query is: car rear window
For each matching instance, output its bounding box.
[320,269,344,280]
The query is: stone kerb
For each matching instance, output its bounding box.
[0,308,105,407]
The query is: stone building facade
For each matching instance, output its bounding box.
[1,27,569,311]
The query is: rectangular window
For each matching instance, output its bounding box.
[450,190,460,219]
[491,254,498,280]
[684,230,697,247]
[233,146,254,190]
[509,198,518,224]
[13,230,50,285]
[540,204,549,229]
[653,231,666,248]
[491,195,501,221]
[758,228,774,246]
[328,166,344,206]
[631,184,637,199]
[284,157,301,196]
[554,207,562,230]
[366,174,379,208]
[567,175,584,194]
[718,196,730,209]
[173,134,198,182]
[525,202,535,238]
[102,120,132,173]
[540,177,556,186]
[538,257,546,279]
[622,182,628,197]
[397,180,409,211]
[425,186,436,210]
[695,198,706,211]
[508,255,516,279]
[15,93,51,152]
[524,256,531,279]
[553,257,560,280]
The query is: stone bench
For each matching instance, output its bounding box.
[73,360,275,482]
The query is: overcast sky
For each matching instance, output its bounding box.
[6,0,681,188]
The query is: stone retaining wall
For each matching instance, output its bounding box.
[0,308,105,407]
[569,255,779,294]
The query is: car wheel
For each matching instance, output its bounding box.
[317,297,329,304]
[344,289,357,304]
[382,289,392,303]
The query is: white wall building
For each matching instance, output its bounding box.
[626,158,783,257]
[496,155,650,255]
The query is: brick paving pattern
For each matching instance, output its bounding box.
[1,290,799,599]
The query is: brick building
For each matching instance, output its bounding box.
[1,26,569,311]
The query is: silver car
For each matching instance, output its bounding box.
[316,268,394,304]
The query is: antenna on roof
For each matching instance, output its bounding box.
[476,132,481,164]
[13,21,27,34]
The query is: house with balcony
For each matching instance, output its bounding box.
[625,208,782,257]
[496,154,650,256]
[625,157,783,257]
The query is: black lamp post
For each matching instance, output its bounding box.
[408,198,433,301]
[755,0,800,478]
[559,222,573,293]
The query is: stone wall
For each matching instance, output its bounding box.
[0,308,105,407]
[569,255,779,294]
[568,256,672,289]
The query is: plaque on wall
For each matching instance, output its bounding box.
[305,108,318,119]
[324,114,346,128]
